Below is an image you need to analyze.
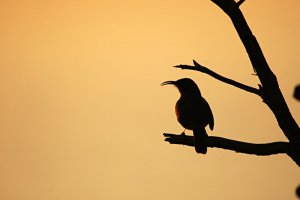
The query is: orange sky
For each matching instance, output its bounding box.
[1,0,300,199]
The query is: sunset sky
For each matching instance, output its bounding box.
[1,0,300,199]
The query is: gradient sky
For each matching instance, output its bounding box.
[1,0,300,200]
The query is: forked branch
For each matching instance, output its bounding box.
[210,0,300,142]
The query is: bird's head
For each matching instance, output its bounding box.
[161,78,201,96]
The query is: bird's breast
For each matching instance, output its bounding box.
[175,98,196,130]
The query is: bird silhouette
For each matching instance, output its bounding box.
[162,78,214,154]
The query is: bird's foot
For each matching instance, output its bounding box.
[181,128,186,135]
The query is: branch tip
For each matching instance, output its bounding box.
[193,60,203,68]
[236,0,246,7]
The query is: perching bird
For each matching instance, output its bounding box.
[161,78,214,154]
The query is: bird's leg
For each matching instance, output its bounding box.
[181,129,186,135]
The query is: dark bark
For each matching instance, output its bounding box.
[174,60,261,96]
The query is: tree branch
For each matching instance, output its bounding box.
[163,133,289,156]
[174,60,261,96]
[210,0,300,166]
[210,0,300,142]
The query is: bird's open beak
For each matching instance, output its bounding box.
[161,80,175,86]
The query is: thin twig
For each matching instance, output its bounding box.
[174,60,261,96]
[236,0,246,7]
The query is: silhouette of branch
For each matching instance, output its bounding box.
[210,0,300,142]
[174,60,261,96]
[294,85,300,101]
[163,133,289,156]
[209,0,300,166]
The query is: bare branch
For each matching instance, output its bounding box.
[163,133,288,156]
[174,60,261,96]
[211,0,300,142]
[208,0,300,166]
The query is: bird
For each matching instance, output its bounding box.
[161,78,214,154]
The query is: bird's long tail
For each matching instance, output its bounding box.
[193,127,208,154]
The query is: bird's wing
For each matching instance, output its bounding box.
[208,103,214,130]
[202,98,214,130]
